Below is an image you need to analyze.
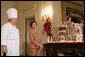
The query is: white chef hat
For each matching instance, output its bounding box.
[7,8,17,19]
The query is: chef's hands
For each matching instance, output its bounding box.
[2,45,7,53]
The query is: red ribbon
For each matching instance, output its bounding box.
[46,24,50,34]
[44,22,55,41]
[44,22,51,35]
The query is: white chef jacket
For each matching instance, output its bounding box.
[1,22,20,56]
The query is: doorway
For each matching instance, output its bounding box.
[25,16,35,56]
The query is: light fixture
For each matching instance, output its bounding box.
[41,6,53,22]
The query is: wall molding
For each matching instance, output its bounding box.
[64,1,83,7]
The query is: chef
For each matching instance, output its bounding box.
[1,8,20,56]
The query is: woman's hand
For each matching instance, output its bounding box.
[39,45,43,51]
[2,45,7,53]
